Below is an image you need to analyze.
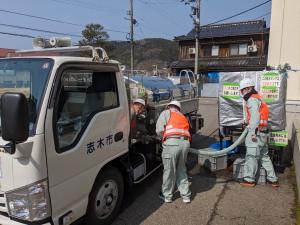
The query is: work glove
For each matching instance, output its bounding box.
[242,122,247,131]
[154,135,162,142]
[141,135,154,144]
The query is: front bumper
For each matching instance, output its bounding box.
[0,214,51,225]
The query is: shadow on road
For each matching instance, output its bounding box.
[77,134,219,225]
[187,133,218,201]
[110,134,219,225]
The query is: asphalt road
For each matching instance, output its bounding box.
[111,98,295,225]
[112,145,295,225]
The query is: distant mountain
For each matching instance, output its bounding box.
[107,38,178,71]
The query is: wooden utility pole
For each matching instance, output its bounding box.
[129,0,134,76]
[194,0,201,75]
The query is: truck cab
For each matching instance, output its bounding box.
[0,41,202,225]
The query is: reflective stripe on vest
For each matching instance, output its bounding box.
[246,94,269,130]
[164,128,191,136]
[162,110,191,141]
[260,120,268,126]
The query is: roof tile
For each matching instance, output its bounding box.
[175,20,268,41]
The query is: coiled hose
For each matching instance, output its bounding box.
[189,128,248,157]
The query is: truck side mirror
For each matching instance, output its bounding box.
[1,93,29,152]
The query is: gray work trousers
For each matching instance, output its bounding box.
[161,137,191,201]
[244,132,278,183]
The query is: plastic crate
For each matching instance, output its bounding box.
[233,158,266,184]
[198,152,227,171]
[209,140,238,155]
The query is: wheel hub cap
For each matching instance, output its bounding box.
[94,180,118,219]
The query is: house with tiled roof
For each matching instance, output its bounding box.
[170,20,269,74]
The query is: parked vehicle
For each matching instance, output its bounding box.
[124,75,192,102]
[168,69,198,97]
[0,38,202,225]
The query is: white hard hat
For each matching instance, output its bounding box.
[133,98,145,106]
[168,100,181,110]
[239,78,255,90]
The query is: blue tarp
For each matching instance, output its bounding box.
[207,72,219,83]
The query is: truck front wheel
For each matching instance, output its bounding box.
[86,167,124,225]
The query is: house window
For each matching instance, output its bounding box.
[211,45,219,56]
[239,44,248,55]
[203,46,212,57]
[230,44,239,56]
[230,44,248,56]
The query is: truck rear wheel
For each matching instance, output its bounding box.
[86,167,124,225]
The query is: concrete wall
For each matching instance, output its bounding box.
[270,0,300,197]
[268,0,300,100]
[268,0,300,135]
[292,120,300,203]
[286,104,300,139]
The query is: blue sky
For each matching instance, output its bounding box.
[0,0,271,49]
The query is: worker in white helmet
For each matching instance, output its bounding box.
[156,100,191,203]
[130,98,146,141]
[131,98,146,119]
[239,78,279,188]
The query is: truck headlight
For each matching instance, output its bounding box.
[6,179,51,222]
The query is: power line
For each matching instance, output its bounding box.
[0,23,82,38]
[0,9,128,34]
[138,0,181,4]
[135,18,174,39]
[253,11,271,20]
[0,9,82,27]
[48,0,122,15]
[68,0,123,13]
[0,31,35,38]
[136,22,146,39]
[0,29,126,44]
[205,0,271,26]
[137,0,186,30]
[48,0,130,34]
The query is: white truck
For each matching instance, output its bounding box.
[168,69,198,98]
[0,41,201,225]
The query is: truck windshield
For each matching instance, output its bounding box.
[0,58,53,135]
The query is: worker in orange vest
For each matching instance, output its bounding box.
[156,100,191,203]
[239,78,279,188]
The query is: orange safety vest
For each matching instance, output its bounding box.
[162,110,191,142]
[246,94,269,130]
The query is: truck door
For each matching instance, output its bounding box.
[44,63,129,224]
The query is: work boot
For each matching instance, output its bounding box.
[182,198,191,204]
[240,180,256,187]
[159,191,172,203]
[267,180,280,188]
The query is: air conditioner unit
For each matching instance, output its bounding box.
[189,48,196,54]
[248,44,257,53]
